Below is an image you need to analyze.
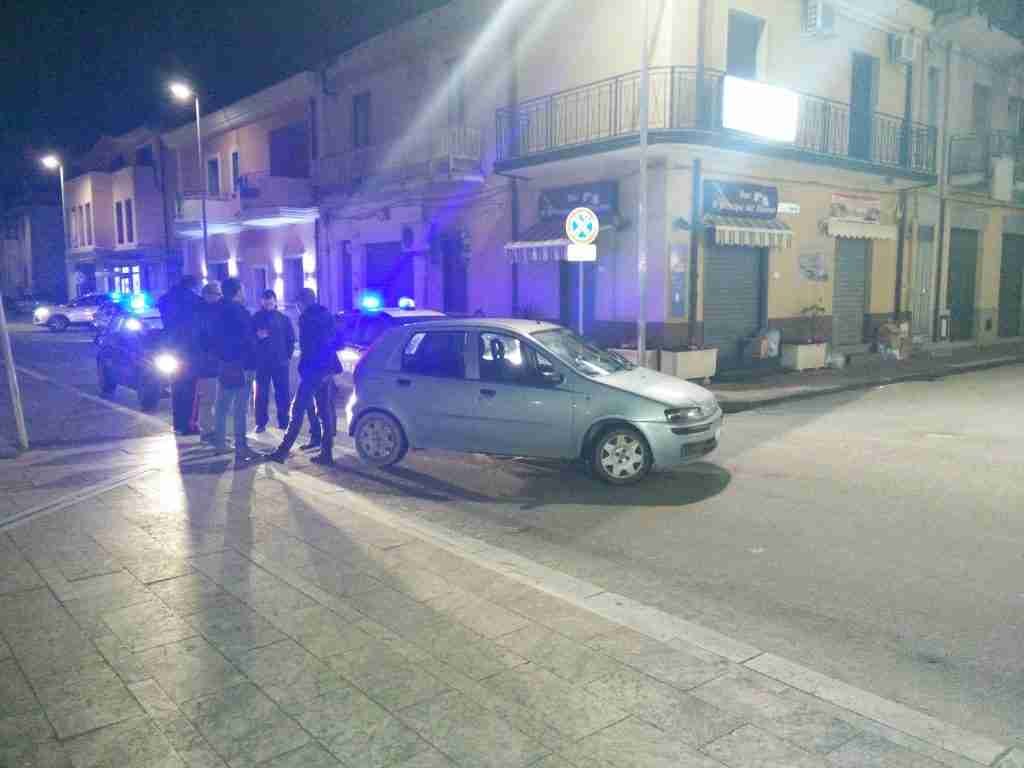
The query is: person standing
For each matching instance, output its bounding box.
[211,278,258,462]
[267,288,340,466]
[251,290,295,433]
[193,281,223,442]
[157,275,202,435]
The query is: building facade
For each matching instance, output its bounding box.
[62,128,178,297]
[1,203,65,301]
[165,72,320,309]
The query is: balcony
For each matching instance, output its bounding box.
[948,131,1024,197]
[175,173,317,238]
[316,125,484,196]
[919,0,1024,60]
[495,67,938,181]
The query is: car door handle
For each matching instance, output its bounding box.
[397,378,412,388]
[480,388,497,398]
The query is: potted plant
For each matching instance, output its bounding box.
[659,343,718,383]
[781,302,829,371]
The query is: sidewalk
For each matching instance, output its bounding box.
[711,341,1024,413]
[1,439,1019,768]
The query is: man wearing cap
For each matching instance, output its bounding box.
[193,280,223,441]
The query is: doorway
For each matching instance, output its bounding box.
[441,234,468,314]
[850,53,878,162]
[947,228,979,341]
[999,235,1024,337]
[703,245,766,367]
[910,228,936,342]
[365,242,414,307]
[833,239,869,347]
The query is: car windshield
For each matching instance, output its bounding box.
[532,328,634,377]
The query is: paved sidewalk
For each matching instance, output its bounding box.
[711,342,1024,413]
[1,439,1020,768]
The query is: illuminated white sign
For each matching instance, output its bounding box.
[722,76,799,144]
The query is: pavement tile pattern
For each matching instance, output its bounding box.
[0,447,1000,768]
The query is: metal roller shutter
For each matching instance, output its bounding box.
[833,240,868,347]
[703,246,762,364]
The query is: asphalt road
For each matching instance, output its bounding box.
[5,321,1024,747]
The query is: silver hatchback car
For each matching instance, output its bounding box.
[346,319,723,484]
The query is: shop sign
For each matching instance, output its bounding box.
[778,202,801,215]
[830,192,882,223]
[704,181,779,219]
[539,182,619,221]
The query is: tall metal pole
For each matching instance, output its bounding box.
[578,262,584,335]
[637,0,651,364]
[194,95,209,271]
[57,165,70,299]
[0,292,29,451]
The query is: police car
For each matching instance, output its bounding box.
[33,292,112,332]
[335,297,446,388]
[95,309,181,411]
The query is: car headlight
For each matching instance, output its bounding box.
[34,307,50,321]
[154,353,180,376]
[340,348,362,364]
[665,406,706,423]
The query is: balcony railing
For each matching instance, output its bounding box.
[496,67,937,177]
[317,125,483,193]
[175,173,314,221]
[948,131,1024,180]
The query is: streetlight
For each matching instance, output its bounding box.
[169,81,208,270]
[40,154,70,298]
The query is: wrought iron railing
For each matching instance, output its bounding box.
[496,67,938,175]
[948,130,1017,179]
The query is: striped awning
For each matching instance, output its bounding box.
[704,214,793,249]
[827,218,899,241]
[505,220,571,264]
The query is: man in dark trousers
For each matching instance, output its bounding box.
[211,278,258,462]
[193,281,223,442]
[267,288,340,466]
[251,290,295,433]
[157,275,202,435]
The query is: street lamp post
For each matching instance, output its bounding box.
[40,155,69,299]
[637,0,651,365]
[169,82,208,273]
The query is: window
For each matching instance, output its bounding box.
[478,333,555,386]
[231,151,240,191]
[928,67,941,128]
[269,123,310,177]
[401,331,466,378]
[353,91,371,148]
[1011,97,1024,137]
[447,59,466,125]
[284,257,304,302]
[115,201,125,244]
[207,157,220,196]
[124,199,134,243]
[85,203,92,245]
[727,11,764,79]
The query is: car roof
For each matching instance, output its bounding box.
[399,318,563,335]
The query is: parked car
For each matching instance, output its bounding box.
[33,293,111,332]
[347,319,723,485]
[95,310,180,411]
[334,306,447,387]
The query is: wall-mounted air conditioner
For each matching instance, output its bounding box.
[802,0,836,37]
[890,33,920,66]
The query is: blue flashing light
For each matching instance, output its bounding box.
[130,294,147,312]
[360,293,383,312]
[109,292,123,303]
[397,297,416,310]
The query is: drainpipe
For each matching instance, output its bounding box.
[509,21,520,314]
[894,63,914,321]
[688,159,702,348]
[932,41,954,342]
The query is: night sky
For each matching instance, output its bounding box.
[0,0,450,207]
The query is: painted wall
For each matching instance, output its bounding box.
[64,173,115,250]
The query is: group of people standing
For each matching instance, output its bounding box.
[157,275,341,466]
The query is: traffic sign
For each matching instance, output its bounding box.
[566,244,597,263]
[565,207,600,245]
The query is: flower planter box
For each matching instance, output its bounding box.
[610,348,659,369]
[659,349,718,381]
[781,342,828,371]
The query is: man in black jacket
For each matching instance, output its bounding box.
[157,275,201,435]
[194,281,223,442]
[267,288,341,466]
[211,278,258,461]
[251,290,295,433]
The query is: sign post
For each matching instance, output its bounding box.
[565,207,600,335]
[0,291,29,452]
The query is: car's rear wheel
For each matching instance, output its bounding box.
[138,377,161,412]
[48,316,69,332]
[592,426,652,485]
[354,412,408,467]
[97,362,117,396]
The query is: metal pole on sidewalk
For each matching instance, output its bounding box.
[0,291,29,451]
[637,0,650,365]
[578,262,584,335]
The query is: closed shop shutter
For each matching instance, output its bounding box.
[998,235,1024,338]
[947,229,978,342]
[833,239,869,347]
[703,245,762,364]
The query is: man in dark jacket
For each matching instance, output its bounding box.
[193,281,223,442]
[251,290,295,433]
[211,278,258,461]
[267,288,341,466]
[157,275,202,435]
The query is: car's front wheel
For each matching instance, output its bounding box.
[97,361,117,396]
[592,426,652,485]
[354,412,408,467]
[48,316,69,332]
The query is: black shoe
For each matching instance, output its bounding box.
[311,452,334,466]
[300,439,322,451]
[255,425,267,434]
[263,448,288,464]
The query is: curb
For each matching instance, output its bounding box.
[716,355,1024,414]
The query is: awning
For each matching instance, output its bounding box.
[827,218,899,240]
[505,219,571,264]
[704,215,793,249]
